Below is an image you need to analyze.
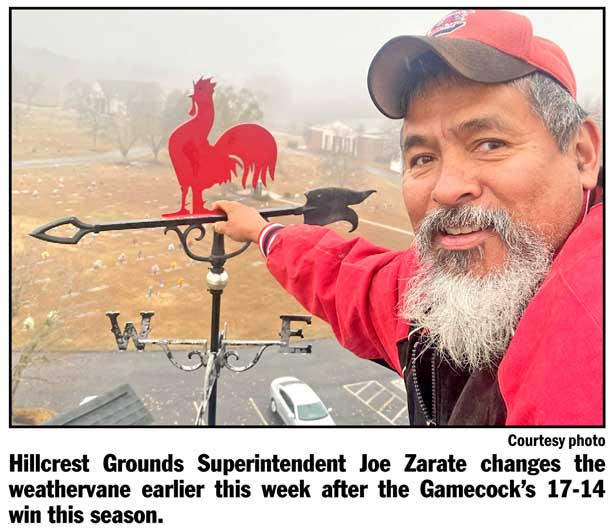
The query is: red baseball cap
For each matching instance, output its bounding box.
[368,9,577,119]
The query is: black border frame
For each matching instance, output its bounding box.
[8,5,607,428]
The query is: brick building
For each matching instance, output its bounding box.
[305,120,392,162]
[305,121,358,156]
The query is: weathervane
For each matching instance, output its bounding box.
[30,76,376,426]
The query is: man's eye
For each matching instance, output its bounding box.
[409,154,434,167]
[476,139,505,152]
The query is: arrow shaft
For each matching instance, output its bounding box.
[99,205,310,231]
[31,205,312,244]
[30,187,374,246]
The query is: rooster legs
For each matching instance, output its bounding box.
[191,185,209,215]
[162,184,190,218]
[189,186,221,215]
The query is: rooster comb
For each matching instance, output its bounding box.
[193,77,216,91]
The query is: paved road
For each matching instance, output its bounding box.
[14,146,300,171]
[13,338,409,427]
[13,144,401,189]
[11,147,151,169]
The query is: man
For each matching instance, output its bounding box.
[213,10,603,426]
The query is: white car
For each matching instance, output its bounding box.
[269,377,335,426]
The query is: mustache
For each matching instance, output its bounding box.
[416,205,517,252]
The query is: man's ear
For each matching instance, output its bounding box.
[573,118,601,190]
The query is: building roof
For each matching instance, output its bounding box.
[310,120,357,137]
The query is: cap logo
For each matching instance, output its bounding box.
[427,9,474,37]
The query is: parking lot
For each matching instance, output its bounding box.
[13,338,409,426]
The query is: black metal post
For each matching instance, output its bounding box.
[206,232,227,426]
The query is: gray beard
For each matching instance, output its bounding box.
[400,206,553,371]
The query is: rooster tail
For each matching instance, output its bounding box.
[241,162,273,188]
[214,124,277,189]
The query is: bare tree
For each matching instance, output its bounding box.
[62,78,91,126]
[85,106,107,150]
[61,79,108,147]
[109,114,139,160]
[11,104,26,136]
[321,152,359,187]
[11,313,59,402]
[11,250,61,406]
[155,90,191,158]
[12,69,44,111]
[105,82,166,160]
[211,85,264,140]
[140,89,188,161]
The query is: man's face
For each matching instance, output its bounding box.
[401,81,588,276]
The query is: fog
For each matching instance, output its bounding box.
[11,8,603,129]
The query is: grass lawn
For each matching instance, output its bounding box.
[12,108,413,352]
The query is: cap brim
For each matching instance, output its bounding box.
[368,36,536,119]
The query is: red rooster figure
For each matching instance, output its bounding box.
[163,77,277,217]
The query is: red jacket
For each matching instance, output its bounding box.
[266,203,603,426]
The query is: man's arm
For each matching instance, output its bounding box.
[213,201,413,373]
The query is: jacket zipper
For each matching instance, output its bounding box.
[410,338,437,426]
[430,353,437,425]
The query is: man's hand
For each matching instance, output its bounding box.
[212,200,269,243]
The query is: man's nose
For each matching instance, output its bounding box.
[431,156,482,206]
